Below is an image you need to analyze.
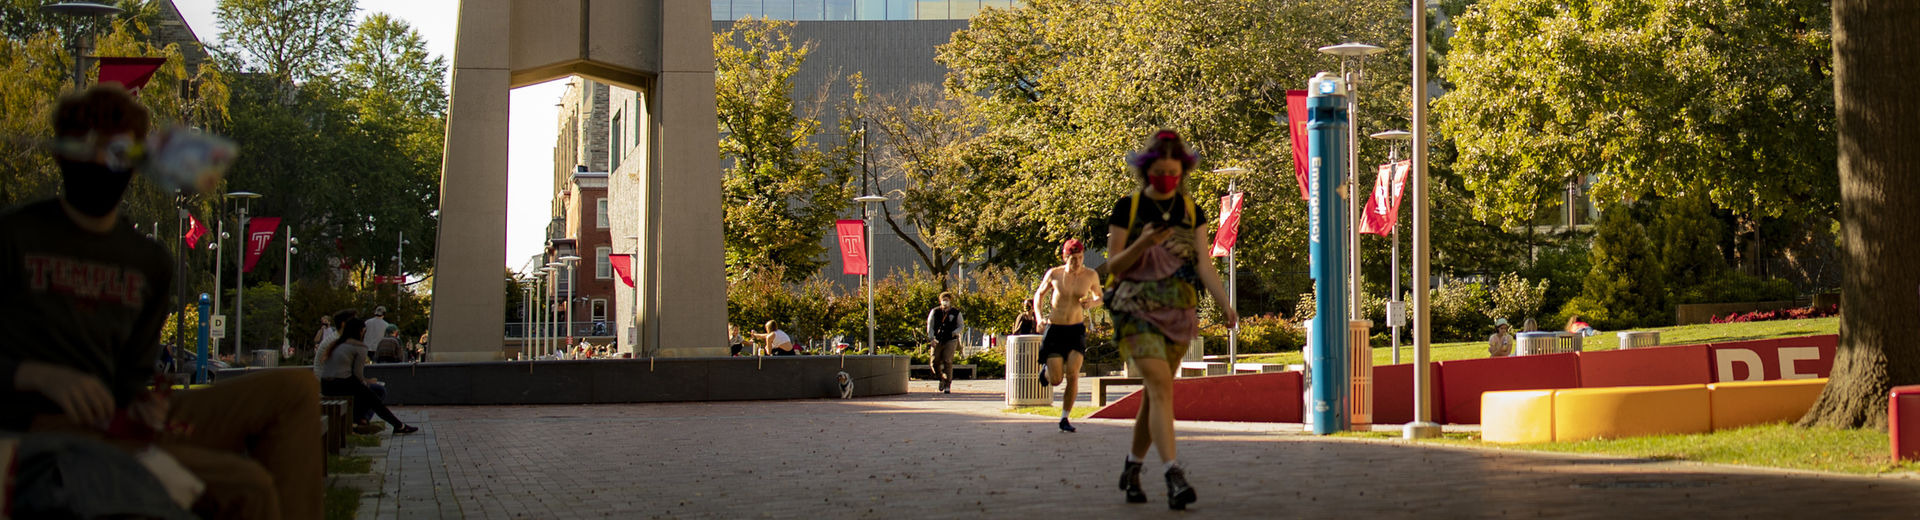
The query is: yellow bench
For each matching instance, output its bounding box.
[1483,378,1827,444]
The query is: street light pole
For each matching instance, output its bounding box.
[854,194,889,354]
[283,233,297,356]
[39,2,122,89]
[212,221,223,320]
[1319,42,1386,326]
[546,262,563,355]
[226,191,260,359]
[396,231,409,281]
[1370,130,1412,365]
[521,281,533,359]
[1406,0,1442,439]
[559,255,582,353]
[1208,167,1246,368]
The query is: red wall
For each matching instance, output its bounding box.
[1090,372,1302,423]
[1579,344,1714,388]
[1372,363,1444,425]
[1436,353,1581,425]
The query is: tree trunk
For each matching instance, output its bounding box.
[1798,0,1920,430]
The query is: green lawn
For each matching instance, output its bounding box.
[326,454,372,475]
[1239,317,1838,366]
[324,486,360,520]
[347,433,383,448]
[1342,422,1919,475]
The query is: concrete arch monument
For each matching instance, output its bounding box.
[431,1,724,361]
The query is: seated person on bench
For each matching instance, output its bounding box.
[2,85,322,520]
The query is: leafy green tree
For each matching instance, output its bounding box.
[1437,0,1835,228]
[1648,194,1725,289]
[1568,202,1666,329]
[215,0,357,82]
[1485,272,1550,327]
[714,18,858,282]
[210,8,444,293]
[859,84,1002,288]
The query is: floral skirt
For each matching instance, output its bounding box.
[1108,275,1199,363]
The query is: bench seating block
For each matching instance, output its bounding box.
[1481,390,1555,444]
[1892,385,1920,462]
[1707,378,1827,430]
[1553,384,1710,442]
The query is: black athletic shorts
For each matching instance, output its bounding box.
[1038,323,1088,361]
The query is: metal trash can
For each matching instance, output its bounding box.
[251,349,280,368]
[1618,330,1660,349]
[1516,332,1558,356]
[1005,334,1049,406]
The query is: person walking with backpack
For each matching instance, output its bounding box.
[373,324,405,363]
[925,293,964,394]
[1103,130,1237,510]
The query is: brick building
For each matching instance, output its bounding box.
[543,78,617,344]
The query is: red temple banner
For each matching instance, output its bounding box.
[1360,160,1411,236]
[242,217,280,273]
[608,254,634,288]
[96,57,168,92]
[1211,192,1245,258]
[1287,90,1311,201]
[836,220,867,275]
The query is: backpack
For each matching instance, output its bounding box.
[1106,190,1197,288]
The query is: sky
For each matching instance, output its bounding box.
[172,0,568,273]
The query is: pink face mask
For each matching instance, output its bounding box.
[1151,174,1181,194]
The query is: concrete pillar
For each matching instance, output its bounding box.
[645,1,727,356]
[428,1,512,362]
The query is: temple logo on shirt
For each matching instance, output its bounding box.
[21,254,147,306]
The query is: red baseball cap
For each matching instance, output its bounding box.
[1062,239,1085,255]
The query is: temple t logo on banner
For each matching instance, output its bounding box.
[835,220,868,275]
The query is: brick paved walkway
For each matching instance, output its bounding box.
[355,379,1920,519]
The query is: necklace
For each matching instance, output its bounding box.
[1146,192,1176,221]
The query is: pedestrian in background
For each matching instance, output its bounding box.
[925,292,965,394]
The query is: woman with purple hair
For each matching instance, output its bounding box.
[1102,130,1238,509]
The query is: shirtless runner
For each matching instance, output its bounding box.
[1033,238,1102,432]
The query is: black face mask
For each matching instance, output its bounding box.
[58,159,134,218]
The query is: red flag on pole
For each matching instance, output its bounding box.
[96,57,168,92]
[184,213,207,249]
[1360,160,1412,235]
[1287,90,1312,201]
[242,217,280,273]
[1211,192,1245,257]
[836,220,868,275]
[608,254,635,287]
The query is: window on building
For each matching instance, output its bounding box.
[596,246,613,279]
[732,0,763,19]
[825,0,854,19]
[596,198,609,228]
[763,0,793,19]
[611,112,624,171]
[856,0,883,19]
[591,299,608,323]
[886,0,913,19]
[946,0,979,18]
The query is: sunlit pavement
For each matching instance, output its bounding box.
[356,379,1920,519]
